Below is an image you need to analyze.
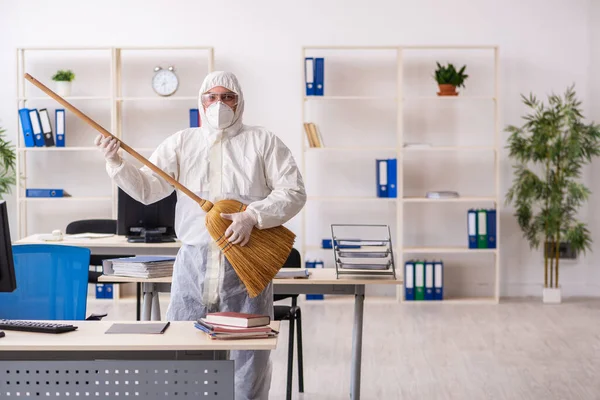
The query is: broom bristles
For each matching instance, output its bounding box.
[205,199,296,297]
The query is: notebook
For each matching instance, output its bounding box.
[105,322,170,334]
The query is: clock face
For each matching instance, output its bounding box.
[152,69,179,96]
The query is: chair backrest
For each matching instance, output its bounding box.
[66,219,117,235]
[282,248,301,268]
[0,244,91,320]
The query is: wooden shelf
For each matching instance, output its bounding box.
[403,247,497,254]
[18,146,97,152]
[16,46,214,238]
[19,197,112,202]
[117,96,197,101]
[403,145,495,152]
[19,96,111,101]
[305,147,397,152]
[403,297,498,304]
[402,96,496,101]
[403,196,497,203]
[307,196,397,202]
[304,96,396,101]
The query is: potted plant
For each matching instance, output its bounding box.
[434,62,468,96]
[0,125,16,199]
[51,69,75,97]
[505,85,600,303]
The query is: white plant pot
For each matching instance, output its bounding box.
[55,81,72,97]
[542,287,562,304]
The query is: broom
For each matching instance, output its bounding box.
[24,73,295,298]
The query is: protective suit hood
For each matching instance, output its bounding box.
[198,71,245,136]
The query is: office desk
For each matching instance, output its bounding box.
[15,234,181,256]
[100,269,403,400]
[0,320,279,400]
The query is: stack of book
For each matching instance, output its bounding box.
[194,312,276,340]
[105,256,176,279]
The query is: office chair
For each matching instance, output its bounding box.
[274,248,304,400]
[0,244,90,320]
[65,219,138,317]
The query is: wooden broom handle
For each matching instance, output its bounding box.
[24,73,211,210]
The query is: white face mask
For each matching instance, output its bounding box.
[205,101,235,129]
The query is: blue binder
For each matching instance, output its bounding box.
[434,261,444,300]
[387,158,397,198]
[29,109,45,147]
[18,108,35,148]
[487,209,497,248]
[376,159,388,197]
[104,284,114,299]
[404,261,415,300]
[189,109,200,128]
[467,209,478,249]
[55,109,65,147]
[95,283,105,299]
[424,261,435,300]
[26,189,66,197]
[304,57,315,96]
[314,57,324,96]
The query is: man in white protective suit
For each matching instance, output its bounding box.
[94,71,306,399]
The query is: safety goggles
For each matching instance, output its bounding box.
[201,92,239,106]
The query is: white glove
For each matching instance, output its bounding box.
[220,210,258,246]
[94,134,122,168]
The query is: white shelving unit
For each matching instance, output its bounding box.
[301,45,500,304]
[15,46,214,238]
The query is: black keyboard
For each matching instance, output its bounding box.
[0,319,78,334]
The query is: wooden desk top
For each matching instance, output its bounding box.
[0,321,279,352]
[15,234,181,249]
[100,268,403,285]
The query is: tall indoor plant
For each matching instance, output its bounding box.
[0,125,16,199]
[505,85,600,303]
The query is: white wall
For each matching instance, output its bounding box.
[0,0,598,297]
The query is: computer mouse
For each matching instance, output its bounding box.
[0,331,5,338]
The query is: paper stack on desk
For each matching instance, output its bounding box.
[103,256,176,279]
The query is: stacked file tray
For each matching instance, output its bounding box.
[330,224,396,279]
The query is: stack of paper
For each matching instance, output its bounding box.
[108,256,176,279]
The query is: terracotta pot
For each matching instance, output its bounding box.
[437,84,458,96]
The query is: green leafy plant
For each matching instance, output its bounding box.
[51,69,75,82]
[505,85,600,289]
[0,125,16,199]
[434,62,468,88]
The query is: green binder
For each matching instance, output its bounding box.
[415,260,425,300]
[477,209,487,248]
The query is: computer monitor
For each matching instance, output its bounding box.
[117,188,177,242]
[0,200,17,292]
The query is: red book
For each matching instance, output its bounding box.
[205,312,270,328]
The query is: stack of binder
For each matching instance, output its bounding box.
[404,260,444,301]
[467,209,497,249]
[376,158,397,198]
[304,57,325,96]
[19,108,65,147]
[103,256,176,279]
